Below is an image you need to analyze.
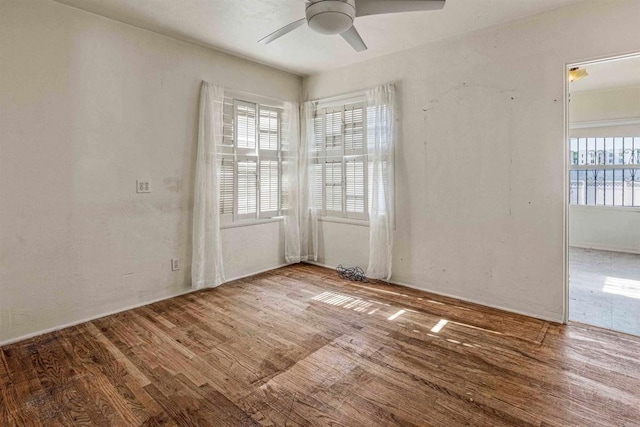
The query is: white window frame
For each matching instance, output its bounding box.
[314,98,370,222]
[220,95,285,226]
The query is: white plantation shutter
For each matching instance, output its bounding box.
[221,95,286,223]
[325,161,343,213]
[260,159,280,217]
[222,97,235,149]
[220,157,234,218]
[344,103,364,153]
[325,108,343,151]
[314,101,368,219]
[235,101,256,151]
[311,162,323,210]
[259,107,279,151]
[236,159,258,219]
[346,157,366,218]
[313,113,324,153]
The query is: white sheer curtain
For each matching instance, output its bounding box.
[283,101,301,263]
[366,84,395,280]
[192,81,225,289]
[300,101,320,261]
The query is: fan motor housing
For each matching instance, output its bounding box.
[306,0,356,35]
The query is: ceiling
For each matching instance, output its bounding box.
[570,55,640,93]
[53,0,582,76]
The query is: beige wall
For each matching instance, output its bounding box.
[570,86,640,124]
[0,0,301,344]
[304,0,640,322]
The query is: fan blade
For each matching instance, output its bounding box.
[340,25,367,52]
[259,18,306,44]
[355,0,445,17]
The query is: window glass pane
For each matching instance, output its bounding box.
[569,138,578,166]
[578,138,587,165]
[569,135,640,207]
[623,137,635,165]
[614,137,624,165]
[569,170,578,205]
[623,168,637,207]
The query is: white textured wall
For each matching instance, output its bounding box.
[0,0,300,344]
[304,0,640,322]
[570,86,640,124]
[569,206,640,254]
[569,86,640,254]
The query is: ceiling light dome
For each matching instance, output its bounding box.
[306,0,356,35]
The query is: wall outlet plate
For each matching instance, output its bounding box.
[136,180,151,193]
[171,258,180,271]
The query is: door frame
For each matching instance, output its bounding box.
[562,51,640,324]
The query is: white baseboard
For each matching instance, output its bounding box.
[225,262,291,282]
[0,262,292,348]
[569,243,640,255]
[304,261,563,324]
[0,287,196,347]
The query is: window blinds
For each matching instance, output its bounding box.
[314,102,368,219]
[221,97,284,222]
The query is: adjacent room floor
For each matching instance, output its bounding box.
[569,247,640,336]
[2,264,639,426]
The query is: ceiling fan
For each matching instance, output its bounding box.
[258,0,446,52]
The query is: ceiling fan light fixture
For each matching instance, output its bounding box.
[569,67,588,83]
[259,0,445,52]
[306,0,355,35]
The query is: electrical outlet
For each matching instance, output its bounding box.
[136,180,151,193]
[171,258,180,271]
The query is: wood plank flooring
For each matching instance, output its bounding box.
[2,264,639,426]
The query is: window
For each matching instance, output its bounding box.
[569,137,640,207]
[312,101,373,221]
[220,96,285,223]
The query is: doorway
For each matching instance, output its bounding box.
[566,54,640,335]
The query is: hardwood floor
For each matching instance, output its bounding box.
[2,264,639,426]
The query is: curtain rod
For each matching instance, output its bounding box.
[306,82,396,105]
[224,87,297,105]
[308,88,367,106]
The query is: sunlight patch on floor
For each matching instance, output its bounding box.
[387,309,406,321]
[603,276,640,300]
[311,291,383,313]
[430,319,448,333]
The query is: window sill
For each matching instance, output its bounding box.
[221,217,284,230]
[319,216,370,227]
[569,205,640,213]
